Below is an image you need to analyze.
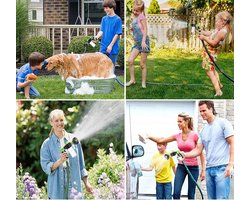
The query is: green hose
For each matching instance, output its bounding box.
[170,151,204,199]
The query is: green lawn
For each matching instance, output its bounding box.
[126,49,234,99]
[16,75,124,99]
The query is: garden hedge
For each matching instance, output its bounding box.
[22,36,53,62]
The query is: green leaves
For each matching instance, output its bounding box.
[22,36,53,62]
[148,0,161,14]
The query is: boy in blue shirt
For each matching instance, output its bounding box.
[16,52,47,99]
[95,0,122,73]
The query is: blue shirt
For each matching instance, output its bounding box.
[100,15,122,55]
[40,132,88,199]
[16,63,38,85]
[198,117,234,168]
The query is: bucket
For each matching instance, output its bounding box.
[65,75,116,95]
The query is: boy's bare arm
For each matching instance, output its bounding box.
[17,80,35,89]
[95,31,103,39]
[141,165,153,171]
[107,34,119,53]
[172,166,176,174]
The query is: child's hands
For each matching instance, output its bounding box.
[106,44,113,54]
[26,73,38,81]
[141,41,149,51]
[198,34,206,40]
[129,24,133,32]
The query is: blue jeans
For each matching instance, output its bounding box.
[206,165,230,199]
[16,84,40,96]
[102,52,118,74]
[173,164,199,200]
[156,182,172,200]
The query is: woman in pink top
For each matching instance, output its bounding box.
[141,112,205,199]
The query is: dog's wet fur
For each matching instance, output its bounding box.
[46,52,114,79]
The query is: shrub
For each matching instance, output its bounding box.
[85,145,125,199]
[148,0,161,14]
[68,36,99,54]
[117,38,124,69]
[22,36,53,62]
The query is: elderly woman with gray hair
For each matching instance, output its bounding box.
[40,109,93,199]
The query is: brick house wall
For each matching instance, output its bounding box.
[43,0,124,52]
[197,100,234,132]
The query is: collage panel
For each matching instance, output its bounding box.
[125,0,234,99]
[16,0,125,100]
[126,100,234,199]
[16,100,125,199]
[15,0,236,199]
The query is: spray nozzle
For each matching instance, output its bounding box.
[170,150,184,161]
[60,137,79,157]
[191,23,201,34]
[88,37,99,48]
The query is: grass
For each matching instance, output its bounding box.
[126,48,234,99]
[16,75,124,99]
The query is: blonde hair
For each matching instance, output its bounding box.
[216,11,233,42]
[178,112,193,130]
[48,109,66,136]
[134,0,145,14]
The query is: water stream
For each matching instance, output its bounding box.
[73,101,124,141]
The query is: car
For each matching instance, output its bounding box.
[126,143,144,199]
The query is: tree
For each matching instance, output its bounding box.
[148,0,161,14]
[16,0,31,61]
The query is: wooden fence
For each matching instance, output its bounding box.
[30,25,125,54]
[147,13,234,52]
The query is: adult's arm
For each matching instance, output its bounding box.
[225,135,234,177]
[142,133,176,144]
[183,143,204,158]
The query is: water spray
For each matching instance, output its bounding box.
[73,101,124,141]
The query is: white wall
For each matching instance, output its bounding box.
[126,101,197,195]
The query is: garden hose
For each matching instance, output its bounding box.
[170,151,204,200]
[192,23,234,83]
[201,40,234,83]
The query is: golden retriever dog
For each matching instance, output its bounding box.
[46,52,114,79]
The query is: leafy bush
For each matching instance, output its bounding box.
[68,36,100,54]
[22,36,53,62]
[85,145,125,199]
[148,0,161,14]
[117,38,124,69]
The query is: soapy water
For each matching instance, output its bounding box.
[73,101,124,141]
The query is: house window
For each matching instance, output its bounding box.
[32,10,37,20]
[84,1,105,24]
